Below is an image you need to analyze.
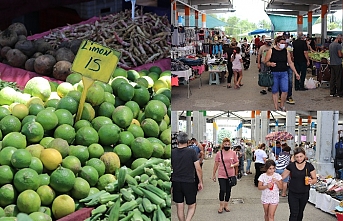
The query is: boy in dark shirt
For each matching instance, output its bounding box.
[172,132,203,221]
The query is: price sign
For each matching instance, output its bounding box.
[72,40,121,83]
[72,40,121,121]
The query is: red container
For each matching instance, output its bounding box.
[337,212,343,221]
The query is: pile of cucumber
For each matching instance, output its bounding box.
[81,158,171,221]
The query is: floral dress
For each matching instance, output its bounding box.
[258,172,282,204]
[241,44,251,70]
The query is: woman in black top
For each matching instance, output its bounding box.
[224,42,237,88]
[265,36,300,111]
[281,147,317,221]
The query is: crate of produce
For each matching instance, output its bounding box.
[66,0,122,19]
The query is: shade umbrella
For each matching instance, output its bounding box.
[248,28,272,36]
[265,131,294,141]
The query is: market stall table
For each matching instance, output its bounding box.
[309,188,340,215]
[172,68,192,98]
[207,63,228,85]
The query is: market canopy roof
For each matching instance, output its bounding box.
[248,28,272,36]
[267,14,319,32]
[181,14,229,28]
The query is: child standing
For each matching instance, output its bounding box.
[231,47,243,89]
[258,159,283,221]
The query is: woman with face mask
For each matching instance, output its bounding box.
[264,36,301,111]
[281,147,317,221]
[212,137,239,214]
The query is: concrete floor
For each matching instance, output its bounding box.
[171,153,337,221]
[172,56,342,111]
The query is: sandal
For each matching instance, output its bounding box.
[278,106,286,112]
[224,208,230,212]
[227,85,232,88]
[239,83,244,86]
[218,209,223,214]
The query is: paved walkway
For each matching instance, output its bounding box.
[172,55,341,110]
[171,153,337,221]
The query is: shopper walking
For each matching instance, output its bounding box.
[292,32,310,91]
[241,40,251,70]
[281,147,317,221]
[328,34,343,97]
[172,132,203,221]
[191,138,204,167]
[258,159,283,221]
[254,143,268,187]
[275,145,291,197]
[245,142,253,174]
[265,36,300,111]
[231,47,243,89]
[258,38,273,95]
[212,138,239,214]
[224,42,237,88]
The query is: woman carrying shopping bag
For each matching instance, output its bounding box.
[212,138,239,213]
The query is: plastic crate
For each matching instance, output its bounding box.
[66,0,122,19]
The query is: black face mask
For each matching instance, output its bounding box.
[295,159,306,164]
[223,146,230,151]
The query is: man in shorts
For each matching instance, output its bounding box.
[172,132,203,221]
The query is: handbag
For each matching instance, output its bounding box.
[258,71,274,87]
[220,150,237,186]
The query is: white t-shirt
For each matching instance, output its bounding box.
[254,149,267,164]
[231,54,242,70]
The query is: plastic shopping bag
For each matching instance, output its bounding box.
[305,77,317,89]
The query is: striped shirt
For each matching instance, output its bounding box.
[275,151,291,170]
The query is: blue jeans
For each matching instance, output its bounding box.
[287,68,293,98]
[279,68,293,98]
[246,159,252,172]
[294,62,307,89]
[272,71,288,94]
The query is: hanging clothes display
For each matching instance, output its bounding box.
[172,27,179,46]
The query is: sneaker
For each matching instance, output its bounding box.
[286,97,295,104]
[278,97,281,103]
[260,90,267,95]
[244,173,248,176]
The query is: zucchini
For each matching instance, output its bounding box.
[119,200,138,213]
[138,187,166,208]
[126,173,138,186]
[120,188,135,202]
[152,166,170,181]
[144,184,167,200]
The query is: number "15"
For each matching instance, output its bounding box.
[85,57,101,71]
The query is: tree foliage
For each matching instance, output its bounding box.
[213,14,271,40]
[217,129,232,145]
